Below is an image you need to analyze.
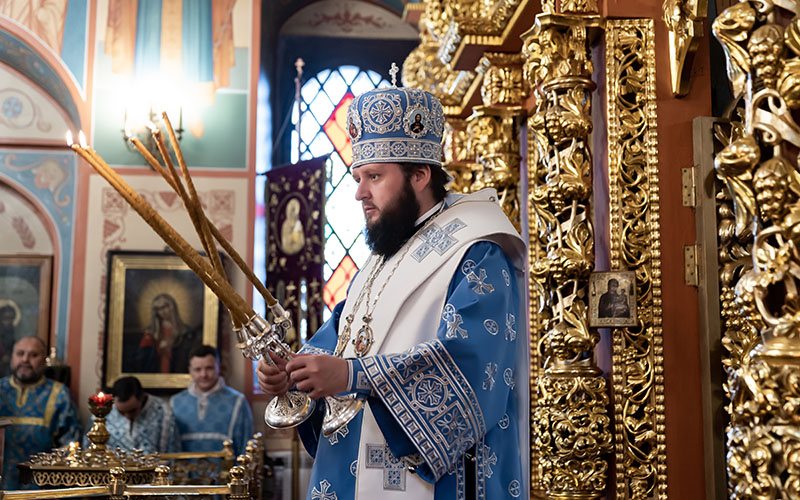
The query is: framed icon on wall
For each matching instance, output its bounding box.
[105,251,219,389]
[589,270,638,328]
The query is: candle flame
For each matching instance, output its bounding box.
[124,128,133,139]
[65,130,73,146]
[97,391,105,398]
[78,131,88,148]
[147,121,159,133]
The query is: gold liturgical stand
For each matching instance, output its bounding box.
[9,394,263,499]
[17,393,158,487]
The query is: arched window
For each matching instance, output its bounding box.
[291,66,389,318]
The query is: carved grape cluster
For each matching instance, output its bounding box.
[754,157,792,225]
[748,24,784,90]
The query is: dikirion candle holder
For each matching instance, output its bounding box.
[66,117,363,436]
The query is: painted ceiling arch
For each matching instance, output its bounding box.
[0,21,82,130]
[279,0,417,39]
[277,0,407,24]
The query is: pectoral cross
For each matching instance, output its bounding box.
[389,62,399,87]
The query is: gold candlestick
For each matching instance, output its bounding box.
[85,392,113,464]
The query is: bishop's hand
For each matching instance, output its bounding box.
[286,353,349,400]
[256,352,291,398]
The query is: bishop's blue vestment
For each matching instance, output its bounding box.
[296,190,528,500]
[0,376,81,490]
[170,378,254,456]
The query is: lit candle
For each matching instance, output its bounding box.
[89,391,112,405]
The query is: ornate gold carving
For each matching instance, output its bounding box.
[161,440,236,485]
[525,14,611,499]
[443,119,482,193]
[561,0,599,14]
[712,1,757,99]
[663,0,707,96]
[712,112,760,426]
[438,0,532,67]
[606,18,668,500]
[712,2,800,497]
[403,27,480,110]
[523,16,599,91]
[403,13,486,116]
[467,105,523,229]
[481,52,525,106]
[424,0,451,40]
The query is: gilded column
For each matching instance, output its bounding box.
[443,119,481,193]
[712,2,800,497]
[467,52,525,229]
[606,19,668,500]
[523,8,611,499]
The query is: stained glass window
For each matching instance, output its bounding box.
[291,66,389,319]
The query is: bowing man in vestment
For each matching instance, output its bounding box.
[85,376,179,453]
[170,345,253,456]
[257,85,528,500]
[0,337,81,490]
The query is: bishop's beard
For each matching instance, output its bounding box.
[364,178,420,259]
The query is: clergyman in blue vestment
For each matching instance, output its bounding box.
[84,376,179,453]
[170,345,254,456]
[0,337,81,490]
[257,85,529,500]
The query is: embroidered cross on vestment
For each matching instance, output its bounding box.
[443,304,468,339]
[311,479,337,500]
[411,219,467,262]
[366,444,407,491]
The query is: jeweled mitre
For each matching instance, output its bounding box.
[347,87,445,168]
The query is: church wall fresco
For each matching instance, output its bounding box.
[0,149,77,360]
[0,64,73,143]
[90,0,254,169]
[0,0,88,93]
[0,1,262,420]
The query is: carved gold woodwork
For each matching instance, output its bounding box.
[541,0,599,14]
[438,0,534,68]
[467,105,524,229]
[524,12,611,499]
[606,18,668,500]
[443,119,482,193]
[663,0,707,96]
[481,52,525,106]
[711,111,761,420]
[403,13,486,116]
[712,2,800,496]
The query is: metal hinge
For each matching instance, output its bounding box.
[682,167,696,207]
[684,244,699,286]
